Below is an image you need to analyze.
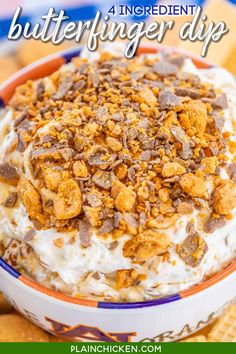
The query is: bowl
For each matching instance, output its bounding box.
[0,45,236,342]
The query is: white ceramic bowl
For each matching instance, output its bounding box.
[0,46,236,342]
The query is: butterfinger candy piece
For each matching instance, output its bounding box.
[3,192,18,208]
[204,215,226,233]
[162,162,186,178]
[53,75,74,100]
[18,179,44,223]
[181,335,207,342]
[123,230,170,261]
[115,187,136,213]
[158,90,181,110]
[0,163,19,186]
[154,61,178,77]
[208,305,236,342]
[92,170,114,190]
[116,269,138,290]
[170,125,193,160]
[0,314,49,342]
[179,173,207,198]
[54,179,82,219]
[176,233,208,267]
[50,335,67,342]
[180,101,207,134]
[0,294,12,314]
[213,180,236,215]
[41,163,68,192]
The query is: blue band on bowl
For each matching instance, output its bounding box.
[62,48,83,63]
[0,258,21,278]
[0,97,5,108]
[98,293,181,309]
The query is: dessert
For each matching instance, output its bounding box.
[0,50,236,302]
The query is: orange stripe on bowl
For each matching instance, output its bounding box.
[0,57,65,105]
[137,47,159,55]
[20,275,98,307]
[190,58,211,69]
[181,259,236,298]
[18,259,236,307]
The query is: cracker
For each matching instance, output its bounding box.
[195,321,217,337]
[0,313,49,342]
[208,305,236,342]
[0,294,12,314]
[182,335,207,342]
[50,335,67,342]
